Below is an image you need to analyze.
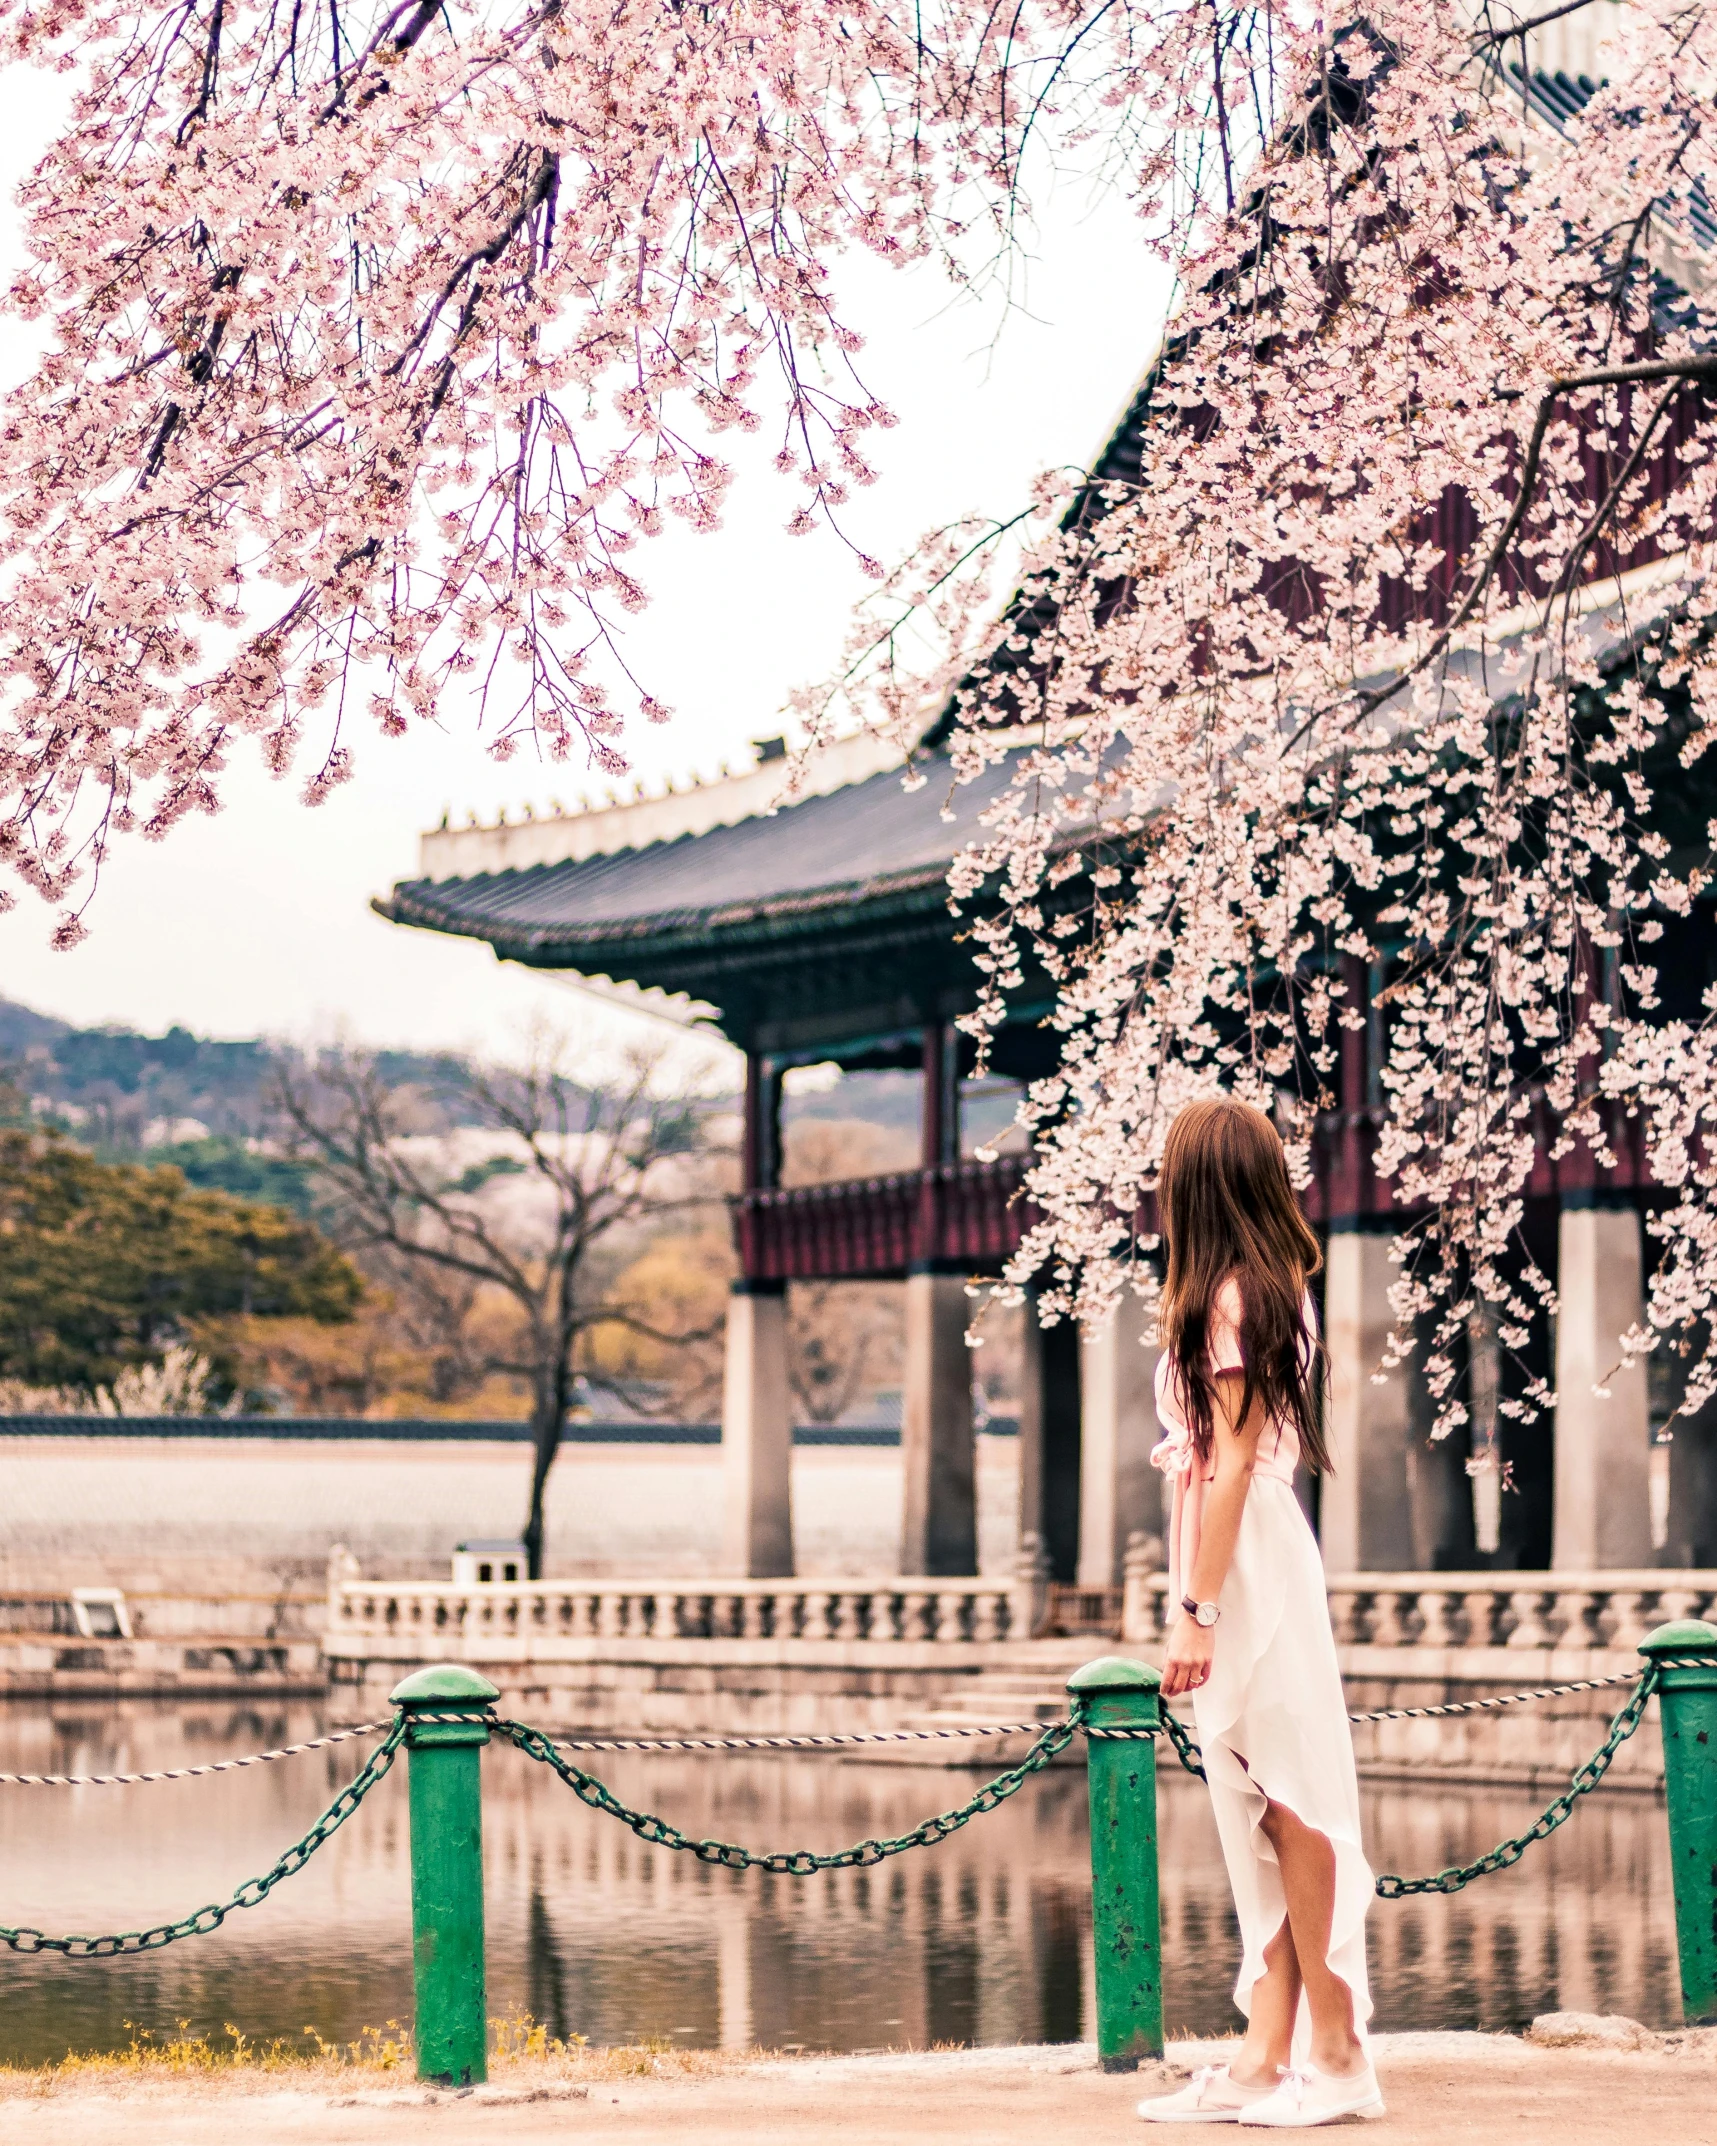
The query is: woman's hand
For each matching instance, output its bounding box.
[1161,1611,1216,1699]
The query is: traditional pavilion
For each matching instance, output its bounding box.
[379,33,1717,1589]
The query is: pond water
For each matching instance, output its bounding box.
[0,1701,1682,2066]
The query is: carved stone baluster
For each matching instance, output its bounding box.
[1505,1589,1553,1649]
[801,1590,835,1642]
[900,1590,935,1643]
[1120,1532,1160,1647]
[936,1591,969,1643]
[834,1591,866,1642]
[1603,1589,1656,1652]
[1368,1590,1410,1649]
[596,1590,624,1639]
[971,1591,1002,1643]
[1556,1588,1601,1653]
[1013,1534,1052,1643]
[742,1592,770,1640]
[1415,1590,1458,1650]
[1657,1584,1700,1630]
[1325,1589,1361,1648]
[1592,1588,1628,1651]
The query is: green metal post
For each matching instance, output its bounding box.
[1068,1654,1163,2069]
[390,1663,501,2085]
[1640,1619,1717,2026]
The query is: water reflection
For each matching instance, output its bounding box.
[0,1702,1682,2066]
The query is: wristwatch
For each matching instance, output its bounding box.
[1182,1595,1221,1628]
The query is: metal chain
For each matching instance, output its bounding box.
[0,1720,405,1956]
[0,1722,391,1789]
[9,1660,1704,1786]
[1372,1663,1660,1897]
[1347,1668,1654,1726]
[1155,1662,1669,1895]
[521,1719,1069,1755]
[499,1710,1081,1874]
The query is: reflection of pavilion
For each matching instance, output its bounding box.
[381,327,1717,1589]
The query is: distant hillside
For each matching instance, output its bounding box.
[0,998,484,1156]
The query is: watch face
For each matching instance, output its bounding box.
[1196,1603,1219,1627]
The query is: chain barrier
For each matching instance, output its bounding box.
[0,1721,391,1789]
[1372,1663,1660,1897]
[1346,1668,1649,1726]
[0,1719,405,1957]
[499,1709,1081,1874]
[526,1720,1068,1755]
[7,1664,1698,1787]
[1154,1663,1668,1897]
[4,1655,1702,1946]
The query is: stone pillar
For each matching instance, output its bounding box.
[901,1271,977,1575]
[721,1282,795,1577]
[1553,1201,1652,1570]
[1017,1296,1082,1582]
[1077,1289,1164,1589]
[1665,1376,1717,1568]
[1320,1227,1413,1572]
[1495,1197,1559,1569]
[1404,1317,1477,1571]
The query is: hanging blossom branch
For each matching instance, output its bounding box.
[808,0,1717,1440]
[0,0,1277,938]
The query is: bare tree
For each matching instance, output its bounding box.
[787,1283,902,1426]
[275,1042,722,1575]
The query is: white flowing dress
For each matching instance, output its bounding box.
[1151,1281,1373,2052]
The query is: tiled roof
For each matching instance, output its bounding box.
[379,745,1029,960]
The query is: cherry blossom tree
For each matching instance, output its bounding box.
[11,0,1717,1447]
[809,1,1717,1452]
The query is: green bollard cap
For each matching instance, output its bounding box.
[1067,1654,1162,1694]
[1639,1619,1717,1662]
[390,1663,501,1707]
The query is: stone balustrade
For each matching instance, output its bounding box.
[329,1574,1025,1651]
[1120,1551,1717,1657]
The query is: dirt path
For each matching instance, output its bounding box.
[2,2035,1711,2145]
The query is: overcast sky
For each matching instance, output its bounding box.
[0,66,1170,1071]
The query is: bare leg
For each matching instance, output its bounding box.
[1256,1796,1365,2077]
[1229,1919,1299,2087]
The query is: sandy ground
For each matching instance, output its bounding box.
[1,2034,1713,2145]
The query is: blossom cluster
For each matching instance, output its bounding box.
[0,0,1220,926]
[815,1,1717,1441]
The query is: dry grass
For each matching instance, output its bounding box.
[0,2015,799,2099]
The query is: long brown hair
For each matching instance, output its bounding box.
[1158,1096,1330,1472]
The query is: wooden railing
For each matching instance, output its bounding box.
[734,1156,1032,1282]
[730,1093,1663,1284]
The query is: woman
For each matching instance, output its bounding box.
[1135,1097,1381,2129]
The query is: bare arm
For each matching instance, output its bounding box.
[1160,1369,1267,1699]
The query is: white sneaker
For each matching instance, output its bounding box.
[1239,2063,1384,2127]
[1137,2064,1279,2124]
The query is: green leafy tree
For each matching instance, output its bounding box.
[0,1131,361,1400]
